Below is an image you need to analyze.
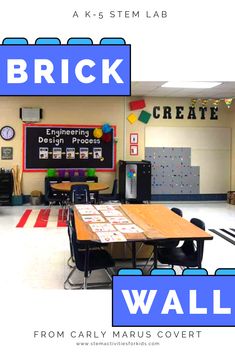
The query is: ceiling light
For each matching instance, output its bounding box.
[161,81,222,89]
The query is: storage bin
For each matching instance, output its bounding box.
[11,195,23,205]
[69,169,75,177]
[47,168,57,177]
[87,168,96,177]
[58,169,66,177]
[77,169,86,177]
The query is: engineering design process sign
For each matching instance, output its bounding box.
[23,124,116,171]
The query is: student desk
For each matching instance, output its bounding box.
[74,204,213,268]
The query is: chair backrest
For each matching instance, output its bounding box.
[67,208,74,249]
[111,179,118,197]
[68,210,86,270]
[67,207,75,228]
[70,176,87,182]
[70,184,90,204]
[45,179,63,201]
[69,208,103,273]
[184,217,205,265]
[86,176,98,183]
[171,207,183,217]
[190,218,205,230]
[68,207,91,249]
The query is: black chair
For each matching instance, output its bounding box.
[156,218,205,269]
[66,207,99,268]
[64,209,115,289]
[66,208,107,268]
[99,179,118,203]
[171,207,183,217]
[70,177,98,203]
[70,176,87,182]
[70,184,91,204]
[86,177,99,203]
[142,207,183,270]
[86,176,98,183]
[44,178,70,205]
[44,181,69,220]
[155,207,182,247]
[45,189,66,206]
[144,207,182,248]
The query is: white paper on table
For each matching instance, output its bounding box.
[115,224,143,233]
[75,204,95,210]
[77,208,100,215]
[89,223,115,232]
[101,210,123,217]
[106,216,132,225]
[94,205,115,211]
[96,231,127,243]
[81,215,105,223]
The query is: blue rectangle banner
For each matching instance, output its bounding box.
[0,45,130,96]
[112,276,235,326]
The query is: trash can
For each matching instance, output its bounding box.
[227,191,235,204]
[30,190,42,205]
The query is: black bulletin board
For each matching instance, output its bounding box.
[23,124,116,172]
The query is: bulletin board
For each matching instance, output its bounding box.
[23,124,116,172]
[145,127,231,194]
[145,147,200,194]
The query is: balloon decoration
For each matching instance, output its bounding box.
[224,98,233,109]
[93,128,103,139]
[93,124,114,145]
[102,132,112,143]
[93,124,113,140]
[102,123,112,134]
[101,123,112,142]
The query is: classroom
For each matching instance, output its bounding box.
[0,80,234,289]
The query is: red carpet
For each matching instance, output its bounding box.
[16,208,68,228]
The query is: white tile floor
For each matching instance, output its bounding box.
[0,202,234,290]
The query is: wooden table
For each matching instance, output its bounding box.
[74,204,213,268]
[51,182,109,193]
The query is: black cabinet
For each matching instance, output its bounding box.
[0,172,13,205]
[119,160,151,203]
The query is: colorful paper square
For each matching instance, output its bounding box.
[127,113,138,124]
[129,99,146,110]
[138,110,151,124]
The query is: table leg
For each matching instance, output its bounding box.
[198,240,203,268]
[84,244,89,289]
[153,243,158,268]
[62,203,67,223]
[132,242,136,268]
[96,192,99,204]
